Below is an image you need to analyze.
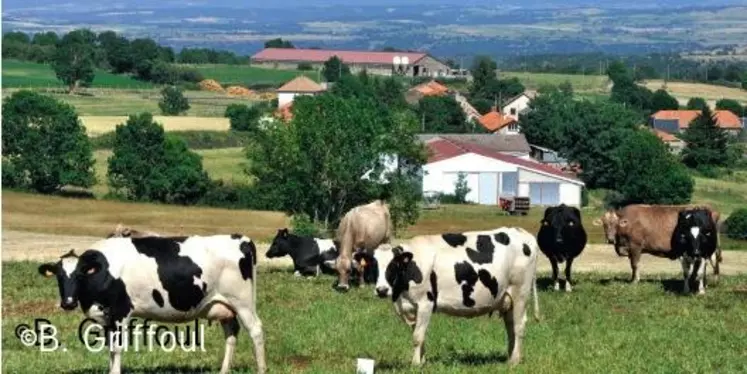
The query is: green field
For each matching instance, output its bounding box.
[501,71,610,93]
[2,260,747,373]
[180,64,319,85]
[1,60,155,89]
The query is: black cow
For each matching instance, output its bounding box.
[38,235,266,374]
[672,208,718,295]
[537,204,587,292]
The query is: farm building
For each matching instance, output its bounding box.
[501,91,536,120]
[418,133,531,159]
[650,128,685,154]
[251,48,453,78]
[422,136,584,206]
[649,110,743,136]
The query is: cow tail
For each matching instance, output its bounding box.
[532,262,541,322]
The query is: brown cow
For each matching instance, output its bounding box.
[593,204,722,284]
[106,223,162,238]
[334,200,393,291]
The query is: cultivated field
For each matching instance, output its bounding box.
[179,64,318,85]
[1,60,154,89]
[83,116,230,137]
[642,80,747,107]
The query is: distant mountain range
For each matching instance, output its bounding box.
[4,1,747,58]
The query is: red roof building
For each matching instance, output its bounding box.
[478,107,519,134]
[650,109,743,135]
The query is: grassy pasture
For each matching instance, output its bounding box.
[3,260,747,373]
[181,64,319,86]
[1,60,154,89]
[1,88,255,117]
[500,71,610,93]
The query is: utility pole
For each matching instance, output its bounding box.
[422,112,425,132]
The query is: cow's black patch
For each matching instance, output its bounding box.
[426,271,438,311]
[466,235,495,264]
[494,232,511,245]
[454,261,478,307]
[442,233,467,247]
[523,243,532,257]
[75,250,134,324]
[230,233,242,240]
[385,249,423,301]
[238,241,256,280]
[166,236,189,243]
[477,269,499,298]
[130,237,206,312]
[152,289,164,308]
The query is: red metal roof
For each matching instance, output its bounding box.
[425,137,583,183]
[252,48,428,65]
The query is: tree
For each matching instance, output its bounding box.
[686,97,709,111]
[417,96,467,133]
[32,31,58,46]
[322,56,350,83]
[1,90,96,193]
[107,113,211,204]
[650,89,679,111]
[158,86,190,115]
[680,105,732,168]
[225,104,264,132]
[742,72,747,90]
[130,38,162,80]
[453,172,471,203]
[724,64,743,82]
[98,31,133,73]
[375,77,408,110]
[264,38,294,49]
[612,130,693,204]
[470,55,498,96]
[52,29,96,93]
[715,98,743,117]
[247,92,426,232]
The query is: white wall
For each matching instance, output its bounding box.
[503,95,531,120]
[278,92,296,107]
[423,153,519,203]
[560,183,582,206]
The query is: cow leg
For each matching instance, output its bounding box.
[564,258,574,292]
[411,305,433,366]
[507,290,527,366]
[219,318,240,374]
[628,251,641,284]
[696,258,706,295]
[550,259,560,291]
[107,319,127,374]
[235,308,267,374]
[681,257,692,294]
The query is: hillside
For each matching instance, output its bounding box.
[1,60,154,89]
[642,80,747,107]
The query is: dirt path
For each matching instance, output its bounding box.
[3,230,747,276]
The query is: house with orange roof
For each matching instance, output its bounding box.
[273,76,327,122]
[650,128,685,154]
[477,106,520,134]
[405,80,450,105]
[649,109,744,136]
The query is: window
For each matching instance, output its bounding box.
[501,172,517,196]
[508,123,520,132]
[510,108,516,115]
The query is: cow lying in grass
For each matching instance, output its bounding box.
[266,228,378,284]
[672,208,719,295]
[38,235,266,374]
[372,227,540,367]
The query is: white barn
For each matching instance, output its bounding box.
[423,136,584,206]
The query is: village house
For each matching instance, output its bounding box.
[251,48,453,78]
[421,136,584,206]
[650,128,686,154]
[405,80,450,105]
[273,75,326,121]
[649,109,743,136]
[501,91,537,120]
[477,106,519,134]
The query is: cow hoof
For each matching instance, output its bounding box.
[553,282,560,291]
[564,284,573,292]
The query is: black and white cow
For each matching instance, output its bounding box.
[537,204,587,292]
[266,228,378,284]
[372,227,540,367]
[672,208,718,295]
[38,235,266,374]
[266,228,340,276]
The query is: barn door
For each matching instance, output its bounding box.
[529,183,560,205]
[478,173,498,205]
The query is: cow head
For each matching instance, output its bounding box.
[353,251,379,285]
[266,228,292,258]
[674,209,717,259]
[540,204,583,245]
[593,210,620,244]
[373,245,422,301]
[38,249,82,310]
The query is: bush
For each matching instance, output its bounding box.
[603,190,626,209]
[297,62,313,71]
[178,68,204,83]
[453,172,471,203]
[724,208,747,240]
[581,188,589,207]
[91,130,252,150]
[225,104,263,132]
[198,180,279,211]
[158,86,190,115]
[2,159,25,188]
[290,213,323,237]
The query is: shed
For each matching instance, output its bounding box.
[423,137,584,206]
